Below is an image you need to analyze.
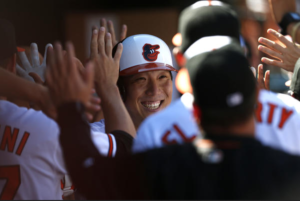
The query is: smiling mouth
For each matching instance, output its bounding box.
[141,100,164,111]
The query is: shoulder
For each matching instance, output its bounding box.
[0,100,59,138]
[259,90,300,111]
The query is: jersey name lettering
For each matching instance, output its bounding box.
[0,126,30,156]
[255,101,294,129]
[162,124,197,144]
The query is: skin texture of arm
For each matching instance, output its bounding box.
[0,67,47,104]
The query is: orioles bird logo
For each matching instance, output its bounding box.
[142,43,160,61]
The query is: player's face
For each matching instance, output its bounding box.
[123,70,173,128]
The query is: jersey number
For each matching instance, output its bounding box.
[162,124,197,144]
[0,165,21,200]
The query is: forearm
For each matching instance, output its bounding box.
[95,83,136,137]
[57,102,104,197]
[0,68,44,102]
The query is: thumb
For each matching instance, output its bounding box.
[29,72,44,85]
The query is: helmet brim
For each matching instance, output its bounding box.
[119,62,177,76]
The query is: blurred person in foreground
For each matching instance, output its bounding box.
[50,37,300,199]
[0,19,68,200]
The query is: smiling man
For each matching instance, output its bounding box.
[115,34,177,129]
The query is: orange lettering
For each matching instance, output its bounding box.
[15,132,30,156]
[255,102,263,122]
[267,103,277,124]
[278,108,294,129]
[0,126,19,153]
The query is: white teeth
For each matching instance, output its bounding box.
[142,101,161,110]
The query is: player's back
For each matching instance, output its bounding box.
[0,100,66,200]
[255,89,300,155]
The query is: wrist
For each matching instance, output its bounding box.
[95,82,119,95]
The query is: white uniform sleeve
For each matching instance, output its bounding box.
[91,131,117,157]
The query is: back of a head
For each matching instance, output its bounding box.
[0,19,17,62]
[179,1,240,54]
[187,42,256,128]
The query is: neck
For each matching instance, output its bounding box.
[201,116,255,137]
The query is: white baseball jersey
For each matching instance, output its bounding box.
[132,93,200,153]
[133,90,300,157]
[0,100,66,200]
[0,100,117,200]
[90,119,106,133]
[255,89,300,155]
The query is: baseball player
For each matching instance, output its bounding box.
[133,1,242,153]
[133,35,235,152]
[113,34,177,129]
[0,24,132,200]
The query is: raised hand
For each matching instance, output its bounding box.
[100,18,127,46]
[90,27,123,90]
[46,42,95,108]
[257,64,270,90]
[258,29,300,72]
[16,43,52,82]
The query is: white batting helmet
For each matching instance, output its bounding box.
[119,34,177,76]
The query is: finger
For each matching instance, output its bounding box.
[250,66,256,78]
[98,27,106,55]
[267,29,294,48]
[86,101,101,112]
[85,112,93,122]
[29,72,44,84]
[84,61,95,89]
[54,42,65,75]
[120,24,127,41]
[18,51,32,71]
[47,45,58,83]
[30,43,40,67]
[16,64,34,82]
[45,64,53,86]
[113,43,123,63]
[90,29,98,58]
[261,57,286,69]
[105,33,113,56]
[258,45,283,60]
[66,42,77,76]
[258,37,285,53]
[107,20,116,45]
[264,70,270,90]
[90,96,101,105]
[43,43,53,66]
[257,64,264,86]
[100,18,107,34]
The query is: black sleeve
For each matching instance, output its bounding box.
[110,130,133,156]
[57,102,148,199]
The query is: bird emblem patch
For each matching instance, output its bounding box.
[142,43,160,61]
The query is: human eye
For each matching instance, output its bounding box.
[135,77,146,82]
